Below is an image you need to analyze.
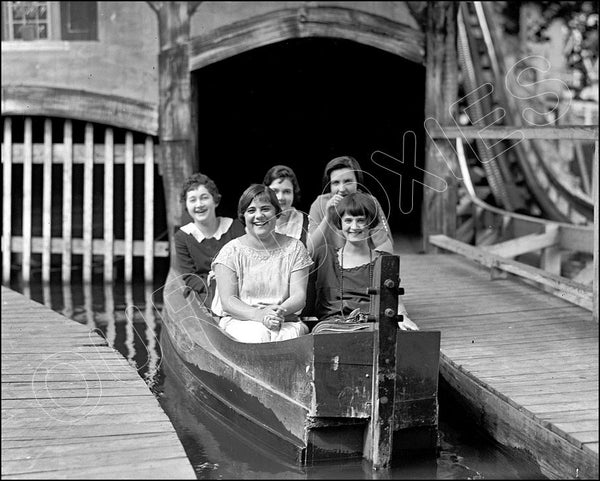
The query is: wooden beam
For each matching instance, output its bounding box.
[364,255,400,469]
[422,1,459,251]
[428,125,598,141]
[5,236,169,258]
[1,143,160,165]
[3,118,12,283]
[429,235,593,311]
[484,224,559,258]
[189,7,425,70]
[42,119,52,283]
[593,141,599,323]
[1,86,158,136]
[152,2,196,262]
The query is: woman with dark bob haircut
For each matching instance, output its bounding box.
[311,192,417,331]
[308,156,393,255]
[174,172,244,302]
[211,184,313,343]
[263,165,309,246]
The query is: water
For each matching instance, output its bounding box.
[10,276,545,479]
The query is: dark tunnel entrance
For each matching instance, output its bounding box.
[193,37,426,237]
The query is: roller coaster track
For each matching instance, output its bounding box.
[457,1,595,224]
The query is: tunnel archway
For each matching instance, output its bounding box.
[192,37,425,235]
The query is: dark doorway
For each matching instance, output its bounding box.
[193,37,425,235]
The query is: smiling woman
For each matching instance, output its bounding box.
[263,165,309,246]
[211,184,313,343]
[174,173,245,304]
[308,156,393,254]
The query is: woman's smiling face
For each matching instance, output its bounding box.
[268,178,294,211]
[185,185,217,224]
[329,168,358,196]
[340,213,370,243]
[244,196,278,239]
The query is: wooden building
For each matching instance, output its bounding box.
[2,1,460,281]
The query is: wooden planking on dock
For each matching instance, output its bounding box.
[1,286,196,479]
[401,254,599,480]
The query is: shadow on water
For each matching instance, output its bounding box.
[10,275,546,480]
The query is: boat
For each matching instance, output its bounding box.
[159,254,441,467]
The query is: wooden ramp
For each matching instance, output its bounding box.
[401,254,599,480]
[1,286,196,479]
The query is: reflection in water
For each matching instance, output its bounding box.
[62,283,73,320]
[104,283,116,347]
[43,282,51,309]
[9,276,545,480]
[84,282,94,330]
[124,283,136,364]
[143,285,160,387]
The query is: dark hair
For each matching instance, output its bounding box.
[333,192,379,230]
[237,184,282,226]
[180,172,221,205]
[263,165,301,203]
[321,156,365,192]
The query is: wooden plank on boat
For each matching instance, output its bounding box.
[364,255,401,468]
[1,286,195,478]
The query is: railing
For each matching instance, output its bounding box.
[1,116,169,285]
[428,124,599,322]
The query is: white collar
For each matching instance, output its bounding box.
[180,217,233,243]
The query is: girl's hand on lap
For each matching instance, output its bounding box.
[398,316,419,331]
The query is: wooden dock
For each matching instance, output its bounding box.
[401,254,598,480]
[1,286,196,479]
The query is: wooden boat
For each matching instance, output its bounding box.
[160,255,441,467]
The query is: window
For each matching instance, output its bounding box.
[60,2,97,40]
[2,1,97,41]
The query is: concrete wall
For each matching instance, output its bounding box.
[1,2,159,108]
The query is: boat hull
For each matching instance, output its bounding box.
[160,270,440,464]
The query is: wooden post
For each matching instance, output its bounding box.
[22,117,33,283]
[149,1,200,264]
[3,118,13,284]
[104,128,114,283]
[124,131,134,283]
[42,119,52,283]
[83,123,94,283]
[364,255,400,469]
[144,136,155,284]
[62,120,73,284]
[422,2,459,252]
[593,141,598,323]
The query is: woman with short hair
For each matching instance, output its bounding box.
[308,155,393,254]
[263,165,310,246]
[212,184,313,343]
[174,172,244,304]
[312,192,416,330]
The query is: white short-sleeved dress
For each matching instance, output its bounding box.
[211,236,313,343]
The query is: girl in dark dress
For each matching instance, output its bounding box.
[174,173,245,303]
[311,192,416,330]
